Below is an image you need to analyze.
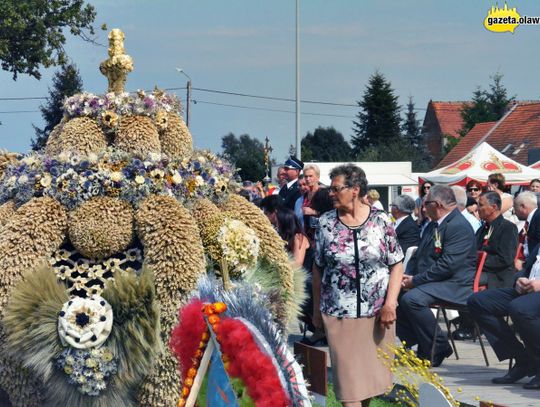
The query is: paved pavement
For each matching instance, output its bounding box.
[289,327,540,407]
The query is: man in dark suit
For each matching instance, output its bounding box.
[397,185,476,366]
[468,243,540,389]
[514,191,540,269]
[278,155,304,210]
[477,191,518,288]
[452,191,519,341]
[390,194,420,255]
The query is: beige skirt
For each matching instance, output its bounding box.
[322,314,394,402]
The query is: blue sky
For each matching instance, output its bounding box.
[1,0,539,162]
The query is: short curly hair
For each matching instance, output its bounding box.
[329,164,368,197]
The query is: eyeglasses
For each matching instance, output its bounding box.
[422,185,431,190]
[329,185,350,193]
[424,200,439,206]
[467,188,480,192]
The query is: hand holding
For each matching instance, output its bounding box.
[516,277,529,294]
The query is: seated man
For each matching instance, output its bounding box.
[476,191,518,288]
[453,191,519,341]
[514,191,540,269]
[397,185,476,366]
[390,194,420,255]
[468,243,540,389]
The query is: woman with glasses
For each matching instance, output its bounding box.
[415,181,433,216]
[466,180,483,203]
[312,164,404,407]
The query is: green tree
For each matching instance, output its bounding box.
[352,71,401,156]
[0,0,100,80]
[444,73,515,155]
[32,63,83,150]
[402,96,431,170]
[459,73,515,137]
[221,133,266,181]
[301,126,352,162]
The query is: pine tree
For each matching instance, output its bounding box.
[459,73,515,137]
[402,96,422,148]
[351,71,401,156]
[402,96,431,171]
[32,63,83,150]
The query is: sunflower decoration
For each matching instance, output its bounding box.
[155,110,169,131]
[100,110,119,130]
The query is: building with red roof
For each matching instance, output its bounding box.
[434,102,540,169]
[422,101,468,165]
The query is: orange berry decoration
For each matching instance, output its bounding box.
[208,314,220,325]
[186,367,197,379]
[177,398,186,407]
[181,386,190,398]
[184,377,194,388]
[213,302,227,313]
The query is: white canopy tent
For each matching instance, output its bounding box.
[421,142,540,186]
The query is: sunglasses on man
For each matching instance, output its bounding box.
[467,188,480,192]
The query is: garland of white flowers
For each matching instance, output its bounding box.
[217,219,260,275]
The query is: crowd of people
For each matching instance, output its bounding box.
[243,158,540,406]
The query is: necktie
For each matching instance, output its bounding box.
[520,221,529,244]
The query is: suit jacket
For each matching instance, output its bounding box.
[527,209,540,257]
[408,208,477,305]
[395,215,420,255]
[279,180,301,210]
[517,243,540,280]
[475,215,518,288]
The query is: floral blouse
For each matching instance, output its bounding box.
[314,208,403,318]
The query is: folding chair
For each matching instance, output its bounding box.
[430,251,490,366]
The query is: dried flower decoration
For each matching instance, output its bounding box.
[154,110,168,131]
[100,110,119,129]
[55,347,118,396]
[0,149,237,209]
[217,219,260,276]
[58,296,113,349]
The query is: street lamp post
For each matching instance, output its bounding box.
[175,68,192,127]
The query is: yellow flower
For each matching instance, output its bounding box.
[101,110,119,128]
[155,110,168,131]
[172,172,183,185]
[64,365,73,374]
[135,175,145,185]
[102,350,114,362]
[40,174,52,188]
[110,171,123,182]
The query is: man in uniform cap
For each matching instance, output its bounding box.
[279,155,304,210]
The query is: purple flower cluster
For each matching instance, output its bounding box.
[0,150,236,209]
[63,90,182,119]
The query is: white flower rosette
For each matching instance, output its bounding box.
[217,219,260,273]
[58,296,113,349]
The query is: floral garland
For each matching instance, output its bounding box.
[64,90,182,124]
[0,149,236,209]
